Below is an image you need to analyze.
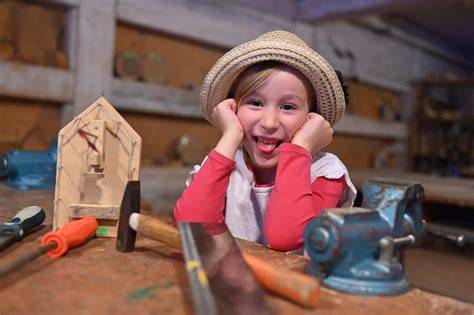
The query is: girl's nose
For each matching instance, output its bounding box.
[260,107,280,130]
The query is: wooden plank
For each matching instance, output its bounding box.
[0,66,404,141]
[296,0,438,21]
[0,61,73,102]
[335,114,406,140]
[0,99,61,151]
[404,248,474,303]
[0,185,473,315]
[14,3,63,66]
[350,169,474,208]
[0,61,405,141]
[117,0,311,49]
[112,79,406,140]
[111,78,202,118]
[114,23,226,89]
[69,204,119,220]
[36,0,80,8]
[60,6,78,127]
[354,17,474,69]
[72,0,116,115]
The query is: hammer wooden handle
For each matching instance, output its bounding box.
[130,213,182,250]
[130,213,320,307]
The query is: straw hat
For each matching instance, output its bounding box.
[199,30,346,126]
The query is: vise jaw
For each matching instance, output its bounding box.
[304,178,425,296]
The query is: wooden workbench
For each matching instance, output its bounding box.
[350,169,474,208]
[0,184,473,315]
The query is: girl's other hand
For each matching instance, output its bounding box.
[211,99,244,138]
[291,113,333,152]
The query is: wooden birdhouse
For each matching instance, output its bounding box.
[53,97,142,237]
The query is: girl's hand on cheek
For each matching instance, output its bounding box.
[291,113,333,152]
[211,99,244,140]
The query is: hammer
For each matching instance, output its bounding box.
[116,181,320,308]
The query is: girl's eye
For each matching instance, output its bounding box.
[247,99,263,107]
[281,103,296,110]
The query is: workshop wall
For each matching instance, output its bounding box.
[114,23,225,165]
[115,23,397,169]
[0,1,67,68]
[0,2,397,171]
[0,97,60,152]
[0,2,64,152]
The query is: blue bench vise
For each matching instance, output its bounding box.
[304,178,425,296]
[0,139,57,190]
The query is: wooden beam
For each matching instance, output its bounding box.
[110,79,202,118]
[60,6,79,127]
[111,78,406,139]
[0,59,405,141]
[72,0,116,115]
[117,0,311,49]
[296,0,438,22]
[0,61,73,102]
[335,114,406,140]
[34,0,80,8]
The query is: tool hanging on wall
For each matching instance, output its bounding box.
[0,206,45,252]
[0,216,98,278]
[304,178,424,296]
[54,97,142,238]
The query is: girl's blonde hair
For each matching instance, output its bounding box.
[228,61,317,111]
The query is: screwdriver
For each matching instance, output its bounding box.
[0,206,46,252]
[0,216,98,278]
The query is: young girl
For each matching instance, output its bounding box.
[174,30,356,252]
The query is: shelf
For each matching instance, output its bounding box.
[0,61,73,102]
[111,78,202,118]
[335,114,406,140]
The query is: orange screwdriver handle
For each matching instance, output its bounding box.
[41,216,98,257]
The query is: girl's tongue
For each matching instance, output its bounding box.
[256,137,281,154]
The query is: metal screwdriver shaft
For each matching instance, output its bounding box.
[0,242,56,277]
[0,216,98,278]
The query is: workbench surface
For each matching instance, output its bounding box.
[0,184,473,315]
[350,169,474,208]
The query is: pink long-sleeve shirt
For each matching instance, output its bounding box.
[174,143,344,250]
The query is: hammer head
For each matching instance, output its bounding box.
[116,180,141,252]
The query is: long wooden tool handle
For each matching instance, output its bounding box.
[242,253,319,307]
[132,214,320,307]
[132,213,182,250]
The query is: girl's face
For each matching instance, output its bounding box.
[236,67,311,178]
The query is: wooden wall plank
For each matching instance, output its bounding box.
[327,134,392,169]
[117,0,311,49]
[296,0,435,21]
[121,111,219,165]
[0,98,60,151]
[111,79,201,118]
[335,115,406,140]
[114,23,225,89]
[0,61,73,102]
[71,0,116,116]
